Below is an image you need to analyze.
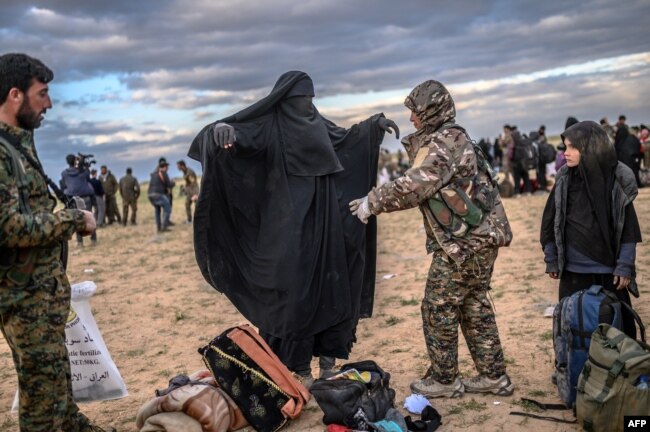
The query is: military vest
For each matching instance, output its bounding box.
[426,123,499,238]
[0,133,36,288]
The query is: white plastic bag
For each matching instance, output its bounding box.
[12,281,127,411]
[65,280,128,401]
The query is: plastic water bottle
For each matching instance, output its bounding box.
[636,375,649,390]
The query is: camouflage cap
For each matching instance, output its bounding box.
[404,80,456,132]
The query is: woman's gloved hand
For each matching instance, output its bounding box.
[378,117,400,139]
[212,123,236,149]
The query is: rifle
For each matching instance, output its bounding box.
[0,129,82,269]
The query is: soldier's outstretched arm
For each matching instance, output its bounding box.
[367,139,457,215]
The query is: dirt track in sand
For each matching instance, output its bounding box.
[1,187,649,432]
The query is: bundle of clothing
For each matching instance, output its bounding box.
[136,370,248,432]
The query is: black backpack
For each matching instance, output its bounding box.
[310,360,396,428]
[538,141,557,165]
[514,133,538,170]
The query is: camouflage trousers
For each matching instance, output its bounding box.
[421,248,506,384]
[0,277,93,432]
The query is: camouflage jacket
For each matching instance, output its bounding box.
[0,122,85,290]
[119,174,140,200]
[183,167,199,196]
[367,80,512,263]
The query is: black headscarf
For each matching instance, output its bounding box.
[614,125,642,172]
[565,116,579,130]
[563,122,618,264]
[190,71,343,177]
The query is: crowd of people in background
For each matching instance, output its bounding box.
[59,154,200,243]
[378,115,650,196]
[59,112,648,246]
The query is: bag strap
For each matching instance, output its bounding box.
[603,290,646,342]
[0,129,72,208]
[228,326,310,417]
[509,412,577,424]
[509,398,576,424]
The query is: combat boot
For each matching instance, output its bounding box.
[410,375,464,398]
[462,373,514,396]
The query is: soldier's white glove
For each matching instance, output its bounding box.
[212,123,236,150]
[349,196,372,224]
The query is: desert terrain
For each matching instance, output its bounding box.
[1,183,648,432]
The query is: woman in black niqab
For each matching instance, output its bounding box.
[614,125,642,187]
[188,71,393,379]
[540,121,642,338]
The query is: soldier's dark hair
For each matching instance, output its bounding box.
[101,165,107,169]
[177,160,186,167]
[618,115,626,121]
[66,154,77,166]
[0,53,54,104]
[126,167,132,174]
[503,124,511,130]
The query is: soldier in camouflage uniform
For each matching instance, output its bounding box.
[119,167,140,226]
[350,80,514,398]
[176,160,199,223]
[0,53,113,431]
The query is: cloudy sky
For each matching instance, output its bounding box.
[2,0,649,178]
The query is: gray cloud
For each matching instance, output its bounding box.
[2,0,650,177]
[2,0,649,94]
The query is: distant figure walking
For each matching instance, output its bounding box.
[148,160,174,232]
[119,167,140,226]
[176,160,199,224]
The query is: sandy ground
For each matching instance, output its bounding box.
[1,186,649,432]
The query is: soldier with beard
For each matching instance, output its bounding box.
[350,80,514,398]
[0,53,113,432]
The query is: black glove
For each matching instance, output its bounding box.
[212,123,236,150]
[378,117,400,139]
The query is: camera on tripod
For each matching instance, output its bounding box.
[76,152,96,170]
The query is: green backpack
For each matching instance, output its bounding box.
[576,324,650,432]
